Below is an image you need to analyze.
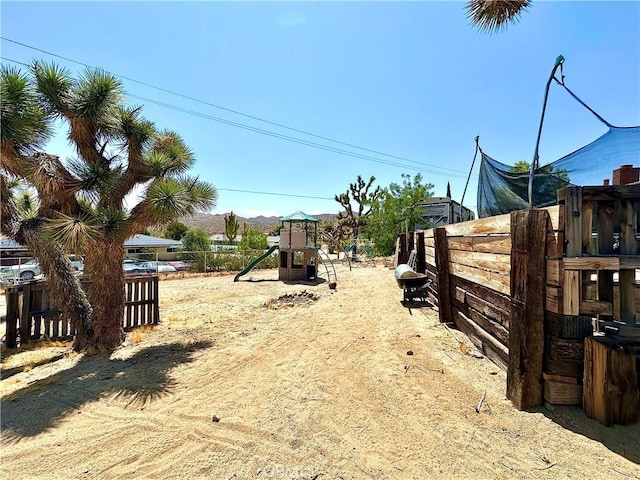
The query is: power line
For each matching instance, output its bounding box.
[1,55,471,179]
[128,93,470,178]
[1,37,471,176]
[218,188,333,201]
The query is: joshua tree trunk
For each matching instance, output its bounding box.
[83,240,126,350]
[1,177,94,350]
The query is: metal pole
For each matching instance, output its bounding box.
[529,55,565,207]
[459,136,480,221]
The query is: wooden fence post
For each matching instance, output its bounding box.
[398,233,408,265]
[416,231,426,274]
[434,227,452,324]
[507,209,548,410]
[5,286,19,348]
[19,284,31,344]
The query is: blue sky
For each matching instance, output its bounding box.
[2,1,639,218]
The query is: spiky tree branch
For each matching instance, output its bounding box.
[466,0,531,33]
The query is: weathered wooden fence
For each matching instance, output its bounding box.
[397,184,640,425]
[4,275,159,348]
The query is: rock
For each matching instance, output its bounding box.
[407,350,414,356]
[212,414,221,423]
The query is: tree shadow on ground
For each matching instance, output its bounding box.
[536,404,640,465]
[0,340,213,442]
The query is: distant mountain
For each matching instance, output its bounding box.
[177,213,338,235]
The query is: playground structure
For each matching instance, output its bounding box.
[234,211,337,288]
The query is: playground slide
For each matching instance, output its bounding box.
[233,245,279,282]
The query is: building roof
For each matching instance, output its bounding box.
[1,234,182,251]
[280,211,319,223]
[0,238,27,251]
[124,234,183,248]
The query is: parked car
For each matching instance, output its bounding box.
[138,261,177,273]
[123,263,155,275]
[0,259,41,282]
[68,254,84,272]
[167,261,192,272]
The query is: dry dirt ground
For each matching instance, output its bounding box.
[1,263,639,479]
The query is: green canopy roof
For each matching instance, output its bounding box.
[280,210,319,222]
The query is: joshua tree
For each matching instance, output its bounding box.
[334,175,382,239]
[465,0,531,33]
[224,211,240,244]
[0,62,216,351]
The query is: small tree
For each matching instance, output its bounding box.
[224,211,240,244]
[182,228,211,271]
[365,173,434,256]
[164,221,188,240]
[239,228,267,251]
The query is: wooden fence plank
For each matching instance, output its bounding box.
[447,235,511,254]
[564,187,583,257]
[416,231,426,274]
[581,300,613,316]
[507,209,548,410]
[20,284,31,344]
[546,231,565,259]
[449,250,511,275]
[563,270,580,316]
[452,296,509,346]
[5,287,19,348]
[133,280,140,328]
[597,200,616,321]
[563,257,619,271]
[435,228,452,324]
[619,199,637,324]
[449,274,511,317]
[546,260,563,287]
[448,262,510,296]
[453,309,509,370]
[444,212,511,236]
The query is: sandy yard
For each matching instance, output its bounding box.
[1,263,639,479]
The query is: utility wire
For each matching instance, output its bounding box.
[1,55,471,179]
[128,92,470,178]
[1,54,480,206]
[1,37,469,176]
[217,188,333,201]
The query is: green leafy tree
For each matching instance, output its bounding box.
[365,173,434,256]
[334,175,382,239]
[0,62,216,351]
[181,228,211,271]
[224,211,240,244]
[465,0,531,33]
[239,228,267,250]
[164,221,188,240]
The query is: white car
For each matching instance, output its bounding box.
[0,259,42,282]
[138,261,177,273]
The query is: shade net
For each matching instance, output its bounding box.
[477,125,640,218]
